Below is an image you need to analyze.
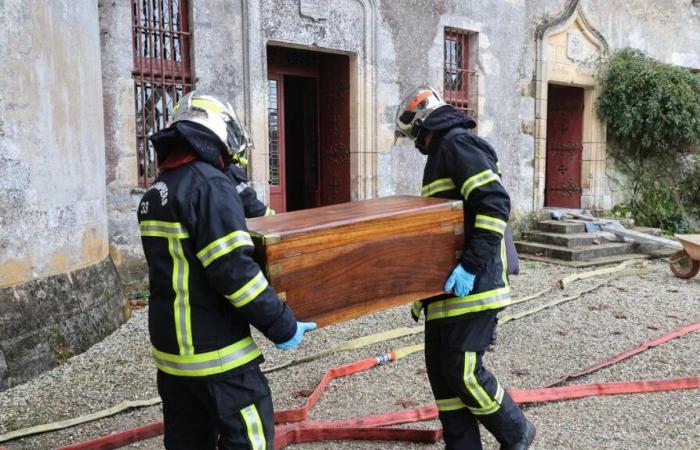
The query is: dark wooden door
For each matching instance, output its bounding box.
[319,54,351,206]
[545,84,584,208]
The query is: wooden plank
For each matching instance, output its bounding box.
[601,226,683,250]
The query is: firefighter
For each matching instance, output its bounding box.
[224,126,276,218]
[395,85,535,450]
[138,91,316,449]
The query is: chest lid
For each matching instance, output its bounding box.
[247,195,463,248]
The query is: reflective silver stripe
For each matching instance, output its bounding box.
[236,182,249,194]
[140,221,189,238]
[474,215,507,234]
[495,384,505,405]
[169,238,193,355]
[461,169,500,200]
[468,386,503,415]
[241,404,266,450]
[464,352,491,407]
[426,288,511,321]
[421,178,456,197]
[436,397,467,411]
[197,231,253,268]
[153,339,260,374]
[225,271,268,307]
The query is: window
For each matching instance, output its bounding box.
[132,0,193,187]
[444,28,477,116]
[267,79,280,186]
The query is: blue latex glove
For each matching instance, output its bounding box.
[275,321,317,350]
[444,265,476,297]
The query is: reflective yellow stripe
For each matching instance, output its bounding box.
[464,352,491,408]
[460,169,500,200]
[468,384,504,416]
[475,215,507,235]
[421,178,456,197]
[140,220,189,239]
[152,336,261,377]
[191,98,225,113]
[496,161,502,176]
[241,404,266,450]
[169,238,193,355]
[436,397,467,412]
[196,230,253,268]
[411,301,423,319]
[264,207,275,216]
[501,235,508,286]
[426,287,511,321]
[225,271,268,308]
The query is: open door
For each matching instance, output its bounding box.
[267,46,350,212]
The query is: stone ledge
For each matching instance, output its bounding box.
[0,258,127,391]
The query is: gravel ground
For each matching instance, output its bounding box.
[0,259,698,449]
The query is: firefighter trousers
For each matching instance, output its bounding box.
[425,312,528,449]
[157,365,273,450]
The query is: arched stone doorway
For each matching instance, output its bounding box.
[534,2,610,211]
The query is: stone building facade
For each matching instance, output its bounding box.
[102,0,700,290]
[1,0,699,388]
[0,0,126,390]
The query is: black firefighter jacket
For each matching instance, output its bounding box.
[226,164,274,218]
[412,107,511,325]
[138,122,297,378]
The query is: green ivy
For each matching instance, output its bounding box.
[597,49,700,233]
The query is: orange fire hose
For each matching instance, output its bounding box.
[53,321,700,449]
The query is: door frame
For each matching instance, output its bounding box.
[533,4,609,212]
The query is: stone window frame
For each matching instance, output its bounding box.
[131,0,194,187]
[443,27,479,118]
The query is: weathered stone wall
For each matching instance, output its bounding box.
[99,0,148,292]
[0,259,126,390]
[0,0,126,389]
[101,0,700,287]
[1,0,109,285]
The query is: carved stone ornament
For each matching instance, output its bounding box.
[300,0,329,21]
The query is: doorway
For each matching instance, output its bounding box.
[545,84,584,208]
[266,46,350,213]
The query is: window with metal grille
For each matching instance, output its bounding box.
[444,28,477,116]
[132,0,193,187]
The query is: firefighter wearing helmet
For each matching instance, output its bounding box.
[138,91,315,449]
[396,85,536,450]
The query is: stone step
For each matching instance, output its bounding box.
[536,220,586,234]
[514,240,635,262]
[522,231,604,248]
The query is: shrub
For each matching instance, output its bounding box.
[597,49,700,232]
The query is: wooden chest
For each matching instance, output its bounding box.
[247,196,464,326]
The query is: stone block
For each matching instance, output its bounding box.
[0,258,126,391]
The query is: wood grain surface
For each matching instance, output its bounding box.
[247,196,464,326]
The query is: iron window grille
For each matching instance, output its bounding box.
[132,0,193,187]
[444,28,477,117]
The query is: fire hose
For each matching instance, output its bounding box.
[55,320,700,449]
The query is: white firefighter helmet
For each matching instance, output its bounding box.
[171,91,252,158]
[394,84,447,141]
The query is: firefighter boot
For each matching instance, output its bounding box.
[477,390,533,449]
[503,418,536,450]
